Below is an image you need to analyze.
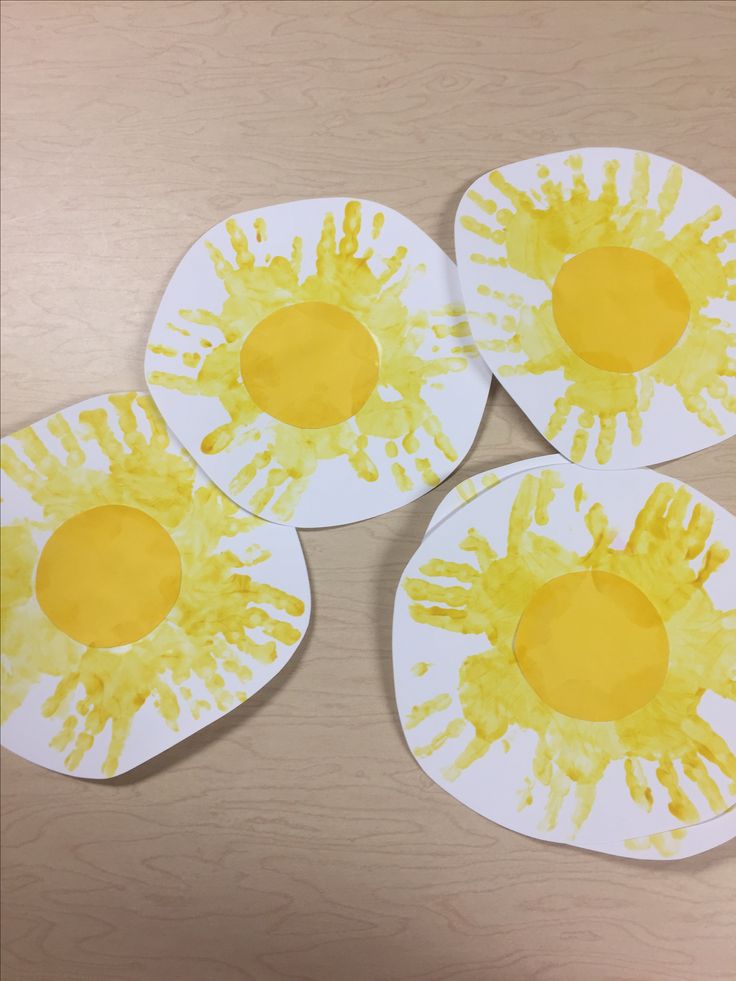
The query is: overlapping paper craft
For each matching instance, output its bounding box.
[145,198,492,528]
[423,459,736,861]
[393,460,736,859]
[0,393,311,779]
[455,148,736,469]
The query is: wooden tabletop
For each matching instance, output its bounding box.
[2,2,735,979]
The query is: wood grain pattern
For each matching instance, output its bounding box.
[2,2,735,979]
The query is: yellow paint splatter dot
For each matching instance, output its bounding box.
[411,661,431,676]
[552,247,690,372]
[240,302,380,429]
[514,570,669,721]
[36,505,181,649]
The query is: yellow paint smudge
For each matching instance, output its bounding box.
[404,471,735,832]
[411,661,431,676]
[148,201,467,519]
[253,217,267,243]
[518,776,535,811]
[392,462,413,492]
[416,458,441,486]
[0,395,305,777]
[625,827,687,857]
[457,478,477,503]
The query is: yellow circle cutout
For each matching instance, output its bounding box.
[240,301,380,429]
[36,505,182,648]
[514,570,669,721]
[552,247,690,372]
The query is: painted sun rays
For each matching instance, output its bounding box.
[0,393,310,778]
[146,198,491,527]
[455,148,736,468]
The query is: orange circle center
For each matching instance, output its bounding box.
[36,505,181,648]
[240,301,380,429]
[552,246,690,372]
[514,570,669,721]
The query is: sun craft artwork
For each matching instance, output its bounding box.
[416,458,736,860]
[0,393,310,779]
[393,463,736,857]
[145,197,491,527]
[455,148,736,469]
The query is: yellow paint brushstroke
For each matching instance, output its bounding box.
[148,201,468,519]
[415,717,466,757]
[391,462,413,492]
[457,478,477,503]
[411,661,431,677]
[0,394,305,777]
[463,153,736,462]
[625,827,687,857]
[404,471,735,832]
[405,693,452,729]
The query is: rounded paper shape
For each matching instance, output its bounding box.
[145,198,491,527]
[0,393,311,779]
[455,148,736,469]
[394,462,736,853]
[422,459,736,860]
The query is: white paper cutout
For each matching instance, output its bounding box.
[394,462,736,855]
[455,148,736,469]
[420,460,736,860]
[145,198,491,528]
[0,393,311,779]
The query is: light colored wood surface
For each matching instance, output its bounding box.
[2,2,735,979]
